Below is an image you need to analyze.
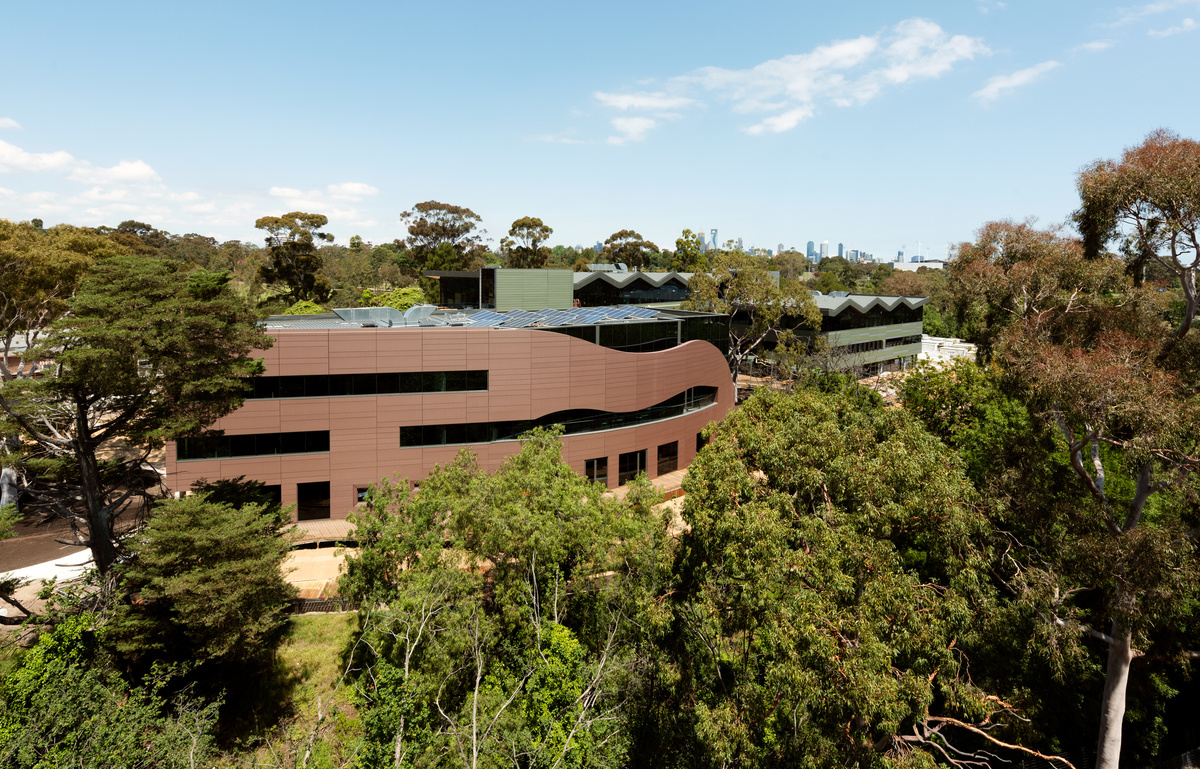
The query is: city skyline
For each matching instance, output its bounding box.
[1,1,1196,259]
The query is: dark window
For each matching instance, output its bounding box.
[657,441,678,475]
[178,430,329,460]
[585,457,608,486]
[697,432,706,453]
[618,450,647,486]
[263,485,282,507]
[356,487,370,503]
[297,481,331,521]
[394,386,719,448]
[246,370,488,398]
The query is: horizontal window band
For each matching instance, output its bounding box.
[178,430,330,460]
[245,370,488,399]
[399,387,718,448]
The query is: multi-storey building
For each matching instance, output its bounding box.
[166,305,733,521]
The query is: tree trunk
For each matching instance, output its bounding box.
[1095,620,1135,769]
[75,401,116,575]
[0,465,18,513]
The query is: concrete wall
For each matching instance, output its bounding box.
[166,326,733,520]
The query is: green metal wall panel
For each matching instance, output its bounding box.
[823,321,923,347]
[494,269,574,311]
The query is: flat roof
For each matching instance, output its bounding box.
[263,305,720,331]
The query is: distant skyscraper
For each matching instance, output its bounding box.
[807,240,816,259]
[896,250,904,262]
[711,229,718,250]
[820,240,829,260]
[837,243,844,258]
[737,237,744,250]
[778,243,785,255]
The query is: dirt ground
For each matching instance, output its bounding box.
[0,513,88,573]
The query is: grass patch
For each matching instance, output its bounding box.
[219,612,363,767]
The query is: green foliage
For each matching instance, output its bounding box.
[671,229,707,272]
[502,216,554,269]
[0,502,16,539]
[400,201,488,270]
[283,298,327,314]
[683,248,822,395]
[0,614,218,768]
[650,386,996,766]
[900,360,1037,485]
[811,270,848,294]
[344,428,667,768]
[601,229,660,270]
[1,253,271,574]
[255,211,334,303]
[106,494,296,672]
[372,285,428,313]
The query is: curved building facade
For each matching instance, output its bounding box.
[165,308,734,521]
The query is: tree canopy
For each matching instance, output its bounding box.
[601,229,659,271]
[501,216,553,269]
[683,248,821,398]
[0,254,270,577]
[399,201,488,270]
[255,211,334,303]
[1077,129,1200,338]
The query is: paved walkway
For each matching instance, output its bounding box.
[290,518,355,544]
[607,467,688,500]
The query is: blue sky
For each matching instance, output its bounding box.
[1,0,1197,261]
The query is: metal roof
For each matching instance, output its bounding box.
[572,271,695,289]
[809,294,929,316]
[265,305,676,331]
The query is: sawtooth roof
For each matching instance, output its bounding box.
[811,294,929,316]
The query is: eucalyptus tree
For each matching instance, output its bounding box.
[945,219,1200,769]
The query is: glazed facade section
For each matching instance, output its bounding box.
[165,326,733,521]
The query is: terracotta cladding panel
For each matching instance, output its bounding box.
[275,333,332,376]
[376,400,423,427]
[489,333,532,359]
[328,334,380,373]
[602,360,640,412]
[376,332,424,362]
[279,454,333,482]
[331,446,381,473]
[488,394,533,421]
[327,397,380,420]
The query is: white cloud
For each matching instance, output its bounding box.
[594,91,696,111]
[1149,16,1198,34]
[269,186,305,198]
[68,159,160,184]
[0,187,14,196]
[1110,0,1198,25]
[1073,39,1115,52]
[973,60,1061,101]
[607,117,657,145]
[327,181,379,200]
[0,118,21,131]
[594,18,988,139]
[746,107,815,135]
[0,139,75,173]
[79,186,132,202]
[24,191,57,203]
[977,0,1007,13]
